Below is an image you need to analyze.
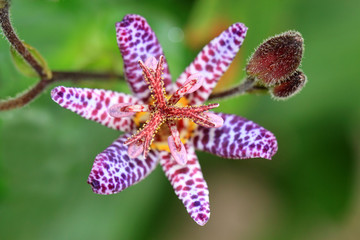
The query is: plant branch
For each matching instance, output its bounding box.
[209,77,264,100]
[0,1,47,79]
[0,2,125,111]
[0,81,47,110]
[0,71,123,111]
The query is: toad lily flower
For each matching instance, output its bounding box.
[51,14,278,226]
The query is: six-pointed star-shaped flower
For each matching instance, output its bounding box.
[51,14,278,226]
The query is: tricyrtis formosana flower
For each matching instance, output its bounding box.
[51,14,278,226]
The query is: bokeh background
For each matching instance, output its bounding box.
[1,0,360,239]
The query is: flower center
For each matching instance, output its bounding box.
[133,97,197,152]
[108,55,223,165]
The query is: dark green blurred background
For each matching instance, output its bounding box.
[1,0,359,239]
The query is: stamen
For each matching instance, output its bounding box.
[108,103,136,118]
[121,104,152,112]
[168,136,188,165]
[166,104,220,118]
[168,120,182,151]
[168,73,204,105]
[203,112,224,128]
[189,113,216,128]
[128,141,144,158]
[183,73,204,93]
[144,56,158,71]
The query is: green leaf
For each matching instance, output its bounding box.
[10,41,52,79]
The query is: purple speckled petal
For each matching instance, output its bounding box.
[116,14,173,102]
[159,143,210,226]
[87,133,159,195]
[51,86,140,132]
[191,113,278,160]
[175,23,247,105]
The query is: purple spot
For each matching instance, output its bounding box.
[245,124,253,131]
[174,167,189,175]
[146,44,154,51]
[186,180,194,185]
[205,65,213,72]
[57,91,64,98]
[130,53,137,60]
[129,162,135,169]
[103,163,110,170]
[197,213,207,221]
[91,179,100,190]
[201,134,209,147]
[263,145,269,152]
[191,195,198,199]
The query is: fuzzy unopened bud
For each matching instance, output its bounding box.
[271,70,307,99]
[246,31,304,86]
[0,0,8,9]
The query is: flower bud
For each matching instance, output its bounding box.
[246,31,304,86]
[271,70,307,99]
[0,0,8,9]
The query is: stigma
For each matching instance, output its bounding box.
[108,56,223,165]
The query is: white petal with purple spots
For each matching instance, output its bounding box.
[192,113,278,160]
[51,86,140,132]
[116,14,173,102]
[87,134,159,194]
[159,144,210,226]
[175,23,247,105]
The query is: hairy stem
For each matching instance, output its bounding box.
[0,71,123,111]
[0,81,47,110]
[0,2,124,111]
[208,77,257,100]
[0,2,47,79]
